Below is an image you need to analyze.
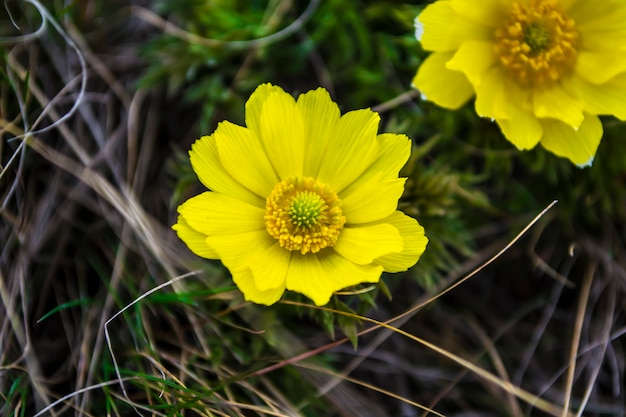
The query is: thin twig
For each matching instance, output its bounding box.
[561,260,596,417]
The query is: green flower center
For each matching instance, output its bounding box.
[265,177,346,254]
[523,22,551,54]
[494,0,578,86]
[289,191,324,228]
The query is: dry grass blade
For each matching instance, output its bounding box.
[392,200,559,322]
[23,134,178,274]
[468,319,524,417]
[561,260,595,417]
[103,271,200,412]
[8,0,88,139]
[574,284,616,416]
[284,299,574,417]
[32,378,139,417]
[296,362,445,417]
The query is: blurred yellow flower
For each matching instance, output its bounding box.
[412,0,626,166]
[173,84,428,306]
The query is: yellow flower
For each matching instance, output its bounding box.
[412,0,626,166]
[173,84,428,306]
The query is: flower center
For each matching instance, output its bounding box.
[265,177,346,255]
[494,0,578,87]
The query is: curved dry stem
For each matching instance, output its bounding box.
[7,0,88,140]
[561,261,596,417]
[103,270,200,416]
[296,362,445,417]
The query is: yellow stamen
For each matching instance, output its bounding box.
[495,0,578,87]
[265,177,346,255]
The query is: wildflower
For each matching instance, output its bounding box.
[412,0,626,166]
[173,84,428,306]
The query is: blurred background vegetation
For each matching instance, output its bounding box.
[1,0,625,416]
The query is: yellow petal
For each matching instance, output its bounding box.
[474,66,521,120]
[559,0,580,13]
[285,254,330,306]
[575,50,626,85]
[341,177,406,224]
[245,83,285,134]
[569,1,626,44]
[417,1,491,51]
[172,215,219,259]
[413,52,475,110]
[297,88,341,178]
[189,135,264,207]
[248,243,291,291]
[374,212,428,273]
[566,73,626,120]
[449,0,508,27]
[177,192,265,236]
[340,133,411,198]
[447,40,498,87]
[497,116,543,151]
[286,253,383,306]
[540,114,603,167]
[214,120,278,198]
[259,89,305,179]
[319,253,383,298]
[316,109,380,193]
[333,223,403,265]
[208,230,275,272]
[372,134,412,180]
[232,268,286,306]
[474,68,543,150]
[532,84,584,128]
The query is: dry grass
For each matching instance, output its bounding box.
[1,1,625,416]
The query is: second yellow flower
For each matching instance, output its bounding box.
[413,0,626,166]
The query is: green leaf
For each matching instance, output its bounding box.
[37,298,93,323]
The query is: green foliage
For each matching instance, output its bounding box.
[36,297,94,322]
[2,373,29,417]
[401,136,489,289]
